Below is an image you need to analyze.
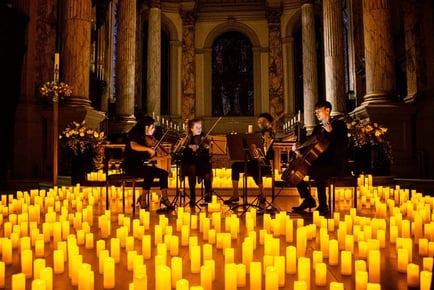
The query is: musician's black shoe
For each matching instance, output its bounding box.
[223,196,239,205]
[292,198,316,212]
[316,205,330,217]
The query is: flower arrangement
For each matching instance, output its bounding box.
[39,81,72,101]
[59,121,106,156]
[346,116,393,165]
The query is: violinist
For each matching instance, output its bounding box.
[224,113,274,211]
[180,118,213,208]
[124,116,173,211]
[291,100,348,216]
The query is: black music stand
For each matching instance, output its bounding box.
[226,133,264,214]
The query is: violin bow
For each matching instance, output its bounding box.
[153,128,171,151]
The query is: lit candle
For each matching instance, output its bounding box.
[368,250,381,283]
[0,261,4,288]
[33,259,46,279]
[53,250,65,274]
[250,261,262,289]
[340,250,352,276]
[420,270,432,290]
[355,270,368,290]
[156,265,171,290]
[54,53,59,83]
[296,227,307,258]
[407,263,419,288]
[315,262,327,286]
[2,238,12,265]
[142,235,151,259]
[201,264,213,290]
[78,263,92,290]
[225,263,238,290]
[286,246,297,274]
[328,239,339,266]
[21,249,33,278]
[12,273,26,290]
[176,279,189,290]
[133,264,147,289]
[265,266,278,290]
[274,256,285,287]
[171,257,183,288]
[297,257,310,290]
[236,263,246,287]
[110,238,120,263]
[39,267,53,290]
[31,279,46,290]
[103,257,115,288]
[190,245,201,273]
[397,248,408,273]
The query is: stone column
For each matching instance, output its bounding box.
[362,0,396,103]
[322,0,346,115]
[301,0,319,132]
[266,7,284,127]
[403,1,426,103]
[147,1,162,116]
[181,9,196,121]
[62,0,92,106]
[114,0,136,122]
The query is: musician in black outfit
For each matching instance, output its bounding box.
[224,113,275,210]
[181,118,213,207]
[124,116,173,210]
[291,100,348,216]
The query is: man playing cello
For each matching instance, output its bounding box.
[289,100,348,216]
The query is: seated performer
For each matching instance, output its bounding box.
[181,118,213,207]
[124,116,173,210]
[224,113,274,210]
[291,100,348,216]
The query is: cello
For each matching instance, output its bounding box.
[281,119,333,186]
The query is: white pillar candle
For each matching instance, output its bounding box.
[407,263,420,288]
[103,257,115,288]
[39,267,53,290]
[315,262,327,286]
[250,262,262,289]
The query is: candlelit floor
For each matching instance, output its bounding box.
[1,179,434,290]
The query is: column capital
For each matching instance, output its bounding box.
[148,0,161,9]
[180,9,197,26]
[266,7,282,24]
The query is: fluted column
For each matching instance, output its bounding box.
[403,1,425,103]
[301,0,319,132]
[267,7,284,126]
[62,0,92,106]
[181,9,196,121]
[147,1,161,116]
[362,0,396,103]
[323,0,346,115]
[114,0,136,121]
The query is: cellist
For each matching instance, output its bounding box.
[291,100,348,216]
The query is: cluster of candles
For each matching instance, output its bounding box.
[167,168,277,189]
[282,111,301,134]
[0,174,433,289]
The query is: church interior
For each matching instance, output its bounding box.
[1,0,434,289]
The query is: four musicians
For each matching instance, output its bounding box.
[119,106,346,215]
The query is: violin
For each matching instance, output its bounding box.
[142,135,169,156]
